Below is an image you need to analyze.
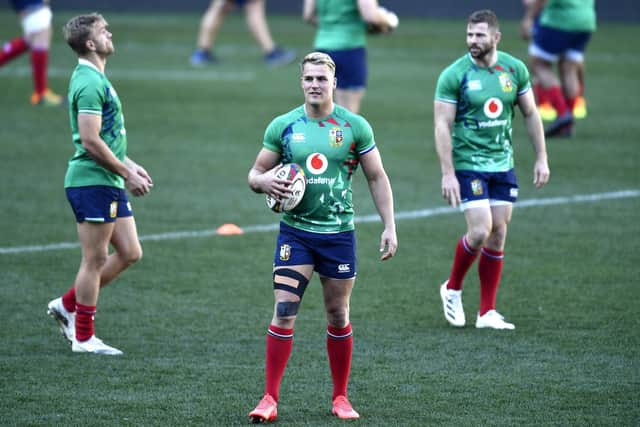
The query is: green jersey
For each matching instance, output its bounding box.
[313,0,366,50]
[540,0,596,32]
[434,51,531,172]
[263,104,376,233]
[64,59,127,189]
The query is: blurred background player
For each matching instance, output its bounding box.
[247,52,397,422]
[47,13,153,355]
[303,0,398,113]
[521,0,596,137]
[0,0,62,106]
[434,10,549,330]
[190,0,296,67]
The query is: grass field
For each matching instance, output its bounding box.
[1,9,639,426]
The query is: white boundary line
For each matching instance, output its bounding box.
[1,189,638,255]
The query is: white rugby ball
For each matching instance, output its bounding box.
[266,163,306,213]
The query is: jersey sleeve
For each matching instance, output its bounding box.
[262,116,284,153]
[434,66,459,104]
[74,74,104,116]
[515,59,532,96]
[352,115,376,155]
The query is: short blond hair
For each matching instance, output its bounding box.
[300,51,336,73]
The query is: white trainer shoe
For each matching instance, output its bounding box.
[440,281,465,327]
[475,310,515,330]
[47,297,76,343]
[72,336,123,355]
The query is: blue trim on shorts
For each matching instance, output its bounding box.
[319,47,367,90]
[274,222,357,279]
[456,169,519,204]
[532,25,592,56]
[65,185,132,223]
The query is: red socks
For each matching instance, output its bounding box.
[327,324,353,399]
[478,247,504,315]
[544,86,570,117]
[62,287,76,313]
[30,48,48,95]
[447,235,479,291]
[75,303,96,342]
[264,325,293,402]
[0,37,28,66]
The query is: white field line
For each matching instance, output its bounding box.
[1,189,638,255]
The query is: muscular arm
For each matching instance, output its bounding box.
[360,147,397,260]
[78,114,151,196]
[302,0,316,25]
[248,148,293,200]
[518,89,550,188]
[433,100,461,207]
[357,0,396,29]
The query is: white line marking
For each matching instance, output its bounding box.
[1,189,638,255]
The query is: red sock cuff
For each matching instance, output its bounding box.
[461,235,479,254]
[481,247,504,259]
[267,325,293,340]
[76,303,96,314]
[327,324,352,339]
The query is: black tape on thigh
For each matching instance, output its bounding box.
[273,268,309,298]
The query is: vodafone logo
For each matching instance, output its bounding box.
[306,153,328,175]
[483,97,503,119]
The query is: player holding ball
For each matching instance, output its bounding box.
[247,51,397,423]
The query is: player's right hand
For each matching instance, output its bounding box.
[441,173,461,208]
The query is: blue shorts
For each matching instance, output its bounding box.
[66,186,132,223]
[530,24,592,62]
[274,222,357,279]
[9,0,44,13]
[319,47,367,90]
[456,169,518,210]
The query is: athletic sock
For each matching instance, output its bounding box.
[75,303,96,342]
[545,86,570,117]
[327,324,353,400]
[264,325,293,402]
[0,37,28,66]
[62,287,76,313]
[30,48,48,95]
[478,247,504,315]
[447,235,479,291]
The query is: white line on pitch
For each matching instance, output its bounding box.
[1,189,638,255]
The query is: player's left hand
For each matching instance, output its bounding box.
[379,228,398,261]
[533,159,550,188]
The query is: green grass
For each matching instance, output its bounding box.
[1,11,639,426]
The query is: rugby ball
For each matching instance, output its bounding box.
[266,163,306,213]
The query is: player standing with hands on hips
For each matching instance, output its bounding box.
[46,13,153,355]
[434,10,549,330]
[247,51,397,422]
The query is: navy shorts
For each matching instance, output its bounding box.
[530,24,592,62]
[319,47,367,90]
[456,169,518,210]
[66,185,132,223]
[274,222,357,279]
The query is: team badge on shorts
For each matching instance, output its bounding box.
[110,201,118,218]
[279,244,291,261]
[329,127,343,147]
[471,179,484,196]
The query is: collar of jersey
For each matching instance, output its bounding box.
[78,58,103,74]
